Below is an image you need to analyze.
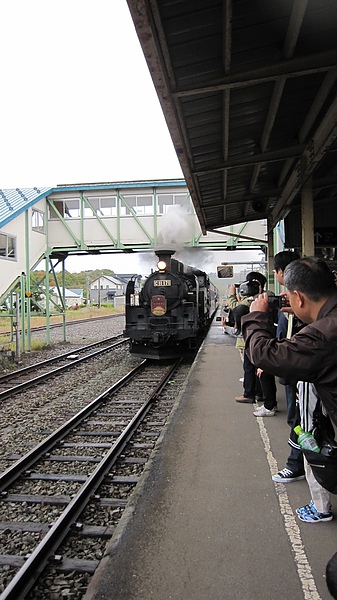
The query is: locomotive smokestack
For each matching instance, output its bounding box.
[154,247,176,271]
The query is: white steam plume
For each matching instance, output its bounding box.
[156,205,194,249]
[136,206,216,274]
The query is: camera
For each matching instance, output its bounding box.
[268,295,288,309]
[239,280,260,297]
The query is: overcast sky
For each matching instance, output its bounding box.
[1,0,262,276]
[1,0,183,189]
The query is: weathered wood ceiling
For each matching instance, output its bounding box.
[126,0,337,235]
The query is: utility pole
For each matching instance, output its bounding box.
[86,274,90,306]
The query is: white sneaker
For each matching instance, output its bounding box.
[253,405,277,417]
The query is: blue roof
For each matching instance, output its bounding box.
[0,187,52,228]
[54,179,186,192]
[0,180,187,229]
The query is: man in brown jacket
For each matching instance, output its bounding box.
[241,257,337,427]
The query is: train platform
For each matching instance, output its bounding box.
[84,317,337,600]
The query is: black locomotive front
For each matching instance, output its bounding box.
[124,249,215,359]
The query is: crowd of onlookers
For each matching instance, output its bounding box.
[222,251,337,598]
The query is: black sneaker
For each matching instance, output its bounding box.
[272,468,305,483]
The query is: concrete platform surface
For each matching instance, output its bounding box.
[84,320,337,600]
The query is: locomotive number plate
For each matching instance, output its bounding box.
[154,280,171,286]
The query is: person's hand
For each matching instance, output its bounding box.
[250,292,269,313]
[257,368,263,377]
[279,292,294,314]
[229,284,236,295]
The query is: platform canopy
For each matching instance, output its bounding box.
[126,0,337,235]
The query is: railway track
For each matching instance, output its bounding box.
[0,313,124,338]
[0,357,188,599]
[0,336,128,401]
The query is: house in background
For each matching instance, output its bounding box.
[66,288,84,307]
[90,274,143,307]
[36,287,84,311]
[90,275,127,306]
[116,273,140,286]
[50,287,84,309]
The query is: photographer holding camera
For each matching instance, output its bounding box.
[228,272,277,409]
[251,252,304,425]
[242,258,337,423]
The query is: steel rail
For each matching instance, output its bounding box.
[0,360,146,492]
[0,338,129,401]
[0,358,181,600]
[0,335,124,383]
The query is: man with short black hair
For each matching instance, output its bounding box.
[273,250,300,275]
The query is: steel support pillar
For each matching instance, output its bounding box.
[301,175,314,257]
[25,210,32,351]
[267,220,275,292]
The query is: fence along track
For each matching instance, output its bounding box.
[0,358,182,600]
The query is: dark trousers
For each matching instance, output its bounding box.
[260,372,277,410]
[243,351,262,399]
[285,383,304,474]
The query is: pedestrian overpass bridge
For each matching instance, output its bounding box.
[0,179,267,349]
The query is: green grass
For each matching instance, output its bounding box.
[0,304,124,333]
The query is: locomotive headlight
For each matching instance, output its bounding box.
[157,260,167,272]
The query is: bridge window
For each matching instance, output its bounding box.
[32,209,45,233]
[158,194,173,213]
[135,195,153,215]
[121,194,154,216]
[82,196,118,217]
[121,196,136,216]
[48,200,64,219]
[48,198,79,219]
[100,197,117,216]
[174,194,190,208]
[84,197,99,217]
[64,199,80,218]
[0,233,16,260]
[157,193,190,214]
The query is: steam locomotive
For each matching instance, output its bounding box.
[124,249,219,359]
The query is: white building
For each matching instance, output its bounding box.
[90,275,128,305]
[52,287,84,309]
